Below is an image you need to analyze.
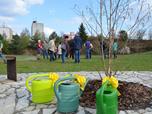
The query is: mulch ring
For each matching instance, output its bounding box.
[80,80,152,110]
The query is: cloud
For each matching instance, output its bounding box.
[44,26,54,37]
[0,16,14,22]
[0,0,44,18]
[26,0,44,5]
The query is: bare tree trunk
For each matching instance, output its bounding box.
[100,0,108,75]
[108,0,112,76]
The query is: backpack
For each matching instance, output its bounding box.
[85,41,91,49]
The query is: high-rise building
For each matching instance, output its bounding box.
[0,26,13,40]
[31,21,44,36]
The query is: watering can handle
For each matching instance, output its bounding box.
[25,73,49,92]
[101,81,109,113]
[54,76,76,100]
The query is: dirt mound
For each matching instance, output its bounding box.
[80,80,152,110]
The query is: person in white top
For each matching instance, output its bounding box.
[48,38,56,61]
[57,42,62,59]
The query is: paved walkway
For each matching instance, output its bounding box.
[0,71,152,114]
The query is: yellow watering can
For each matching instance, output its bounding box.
[26,73,59,103]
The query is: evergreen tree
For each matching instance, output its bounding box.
[49,32,58,40]
[119,30,128,48]
[136,29,146,40]
[78,23,88,43]
[0,34,4,41]
[9,34,21,54]
[29,31,42,49]
[49,31,61,44]
[20,28,30,38]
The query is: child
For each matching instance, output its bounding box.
[57,42,62,59]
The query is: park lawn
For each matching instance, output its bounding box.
[0,51,152,74]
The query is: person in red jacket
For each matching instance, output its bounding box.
[37,40,43,60]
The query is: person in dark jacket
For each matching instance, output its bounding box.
[100,40,108,59]
[68,39,74,59]
[73,33,82,63]
[61,35,69,63]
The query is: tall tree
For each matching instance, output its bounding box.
[20,28,30,49]
[29,31,42,49]
[136,29,146,40]
[49,31,58,40]
[119,30,128,48]
[0,34,4,41]
[78,23,88,43]
[20,28,30,38]
[9,34,21,54]
[148,29,152,40]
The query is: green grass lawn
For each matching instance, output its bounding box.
[0,51,152,74]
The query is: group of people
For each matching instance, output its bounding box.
[37,33,94,64]
[0,34,118,64]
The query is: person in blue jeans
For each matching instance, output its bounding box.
[42,40,49,59]
[73,33,82,63]
[61,35,69,63]
[84,40,91,59]
[61,48,66,63]
[112,39,118,59]
[48,38,56,62]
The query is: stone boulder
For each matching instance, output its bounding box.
[119,46,130,54]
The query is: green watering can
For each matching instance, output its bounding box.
[26,73,54,103]
[54,77,80,113]
[96,81,118,114]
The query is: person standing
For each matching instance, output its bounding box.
[112,39,118,59]
[84,40,91,59]
[42,40,49,59]
[100,40,108,59]
[48,38,56,62]
[73,33,82,63]
[90,42,93,59]
[57,42,62,59]
[68,39,74,59]
[61,35,69,63]
[37,40,43,60]
[0,40,7,63]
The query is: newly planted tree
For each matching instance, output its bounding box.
[74,0,152,75]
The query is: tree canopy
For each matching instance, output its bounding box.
[78,23,88,43]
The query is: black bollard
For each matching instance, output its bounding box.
[6,56,17,81]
